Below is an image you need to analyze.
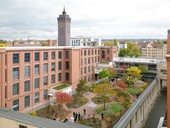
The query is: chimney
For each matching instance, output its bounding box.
[48,40,52,46]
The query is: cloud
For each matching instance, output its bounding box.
[0,0,170,40]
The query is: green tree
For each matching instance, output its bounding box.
[107,67,117,80]
[93,83,116,110]
[138,65,148,73]
[99,69,110,79]
[113,39,118,46]
[126,67,141,86]
[104,42,114,46]
[76,79,88,95]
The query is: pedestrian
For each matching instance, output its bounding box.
[73,112,75,117]
[83,108,86,115]
[78,112,80,120]
[101,112,104,121]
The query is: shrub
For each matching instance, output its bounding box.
[31,111,37,116]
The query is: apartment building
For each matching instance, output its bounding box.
[0,46,118,112]
[142,42,167,58]
[70,36,101,46]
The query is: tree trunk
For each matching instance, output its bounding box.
[103,96,106,110]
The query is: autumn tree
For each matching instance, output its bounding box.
[126,67,141,86]
[55,91,72,111]
[76,79,88,95]
[104,42,114,46]
[116,80,128,91]
[107,67,117,80]
[93,83,116,110]
[99,69,110,79]
[113,39,118,46]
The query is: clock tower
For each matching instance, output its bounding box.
[57,7,71,46]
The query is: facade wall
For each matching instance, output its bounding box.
[0,117,37,128]
[0,46,117,112]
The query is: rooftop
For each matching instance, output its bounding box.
[0,107,91,128]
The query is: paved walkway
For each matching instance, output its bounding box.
[63,92,107,128]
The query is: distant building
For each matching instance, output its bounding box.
[141,42,167,58]
[71,36,101,46]
[57,7,71,46]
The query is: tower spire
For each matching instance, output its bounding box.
[62,6,66,15]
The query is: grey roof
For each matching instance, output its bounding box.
[0,107,91,128]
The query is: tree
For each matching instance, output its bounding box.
[116,80,128,91]
[113,39,118,46]
[55,91,72,111]
[93,83,116,110]
[99,69,110,79]
[138,65,148,73]
[107,67,117,80]
[126,67,141,86]
[76,79,88,95]
[104,42,114,46]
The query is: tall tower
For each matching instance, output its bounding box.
[57,7,71,46]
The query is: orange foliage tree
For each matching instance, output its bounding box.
[116,80,128,91]
[55,91,72,111]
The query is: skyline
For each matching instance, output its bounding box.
[0,0,170,40]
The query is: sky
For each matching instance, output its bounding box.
[0,0,170,40]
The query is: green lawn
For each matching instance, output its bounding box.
[53,84,69,90]
[126,87,141,93]
[96,104,124,116]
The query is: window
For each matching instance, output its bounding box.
[98,49,100,54]
[66,61,69,69]
[24,53,30,62]
[92,57,93,63]
[98,56,100,62]
[88,57,90,64]
[92,50,93,55]
[58,51,62,58]
[24,66,30,77]
[13,53,19,64]
[34,92,39,103]
[51,52,55,59]
[24,95,30,108]
[88,66,90,72]
[43,76,48,86]
[24,80,30,92]
[107,49,110,54]
[95,57,96,62]
[44,89,48,100]
[19,125,27,128]
[81,68,82,75]
[81,58,82,65]
[51,62,55,71]
[84,67,86,74]
[84,58,86,65]
[34,78,39,89]
[65,72,69,81]
[13,67,19,80]
[13,99,19,111]
[88,50,90,55]
[43,63,48,73]
[84,76,86,81]
[58,73,61,81]
[34,64,39,75]
[13,83,19,95]
[35,52,39,61]
[58,61,62,70]
[84,50,86,56]
[51,74,55,83]
[66,51,69,58]
[102,50,105,58]
[44,52,48,60]
[95,49,96,55]
[88,75,90,82]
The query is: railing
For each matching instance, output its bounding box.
[114,78,158,128]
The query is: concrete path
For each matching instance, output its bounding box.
[63,92,107,128]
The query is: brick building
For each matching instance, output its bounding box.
[0,46,117,112]
[166,29,170,128]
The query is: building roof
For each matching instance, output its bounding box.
[0,107,91,128]
[113,57,165,64]
[0,46,116,51]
